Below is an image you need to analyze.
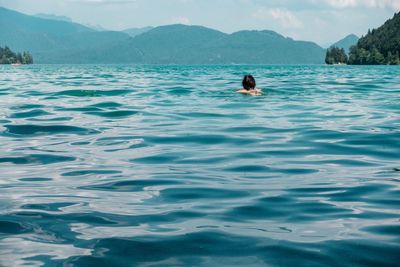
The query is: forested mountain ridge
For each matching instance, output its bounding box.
[349,12,400,65]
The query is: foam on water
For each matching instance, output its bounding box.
[0,65,399,267]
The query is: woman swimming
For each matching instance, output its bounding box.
[237,75,262,96]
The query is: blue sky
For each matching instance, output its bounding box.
[0,0,399,46]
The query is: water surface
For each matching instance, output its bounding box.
[0,65,399,266]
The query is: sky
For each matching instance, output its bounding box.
[0,0,399,46]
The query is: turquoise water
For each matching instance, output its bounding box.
[0,65,399,266]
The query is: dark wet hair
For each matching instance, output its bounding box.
[242,75,256,90]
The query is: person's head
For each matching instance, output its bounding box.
[242,75,256,90]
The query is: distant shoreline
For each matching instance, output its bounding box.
[2,63,396,67]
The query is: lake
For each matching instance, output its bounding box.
[0,65,399,266]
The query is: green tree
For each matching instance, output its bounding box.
[339,48,348,63]
[0,46,33,64]
[16,53,23,64]
[325,46,348,64]
[394,52,400,65]
[1,55,10,64]
[22,52,33,64]
[370,48,385,64]
[349,12,400,65]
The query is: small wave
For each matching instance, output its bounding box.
[10,104,45,110]
[0,220,33,234]
[60,107,103,112]
[362,224,400,236]
[158,187,251,202]
[167,87,193,95]
[18,177,53,182]
[225,165,272,173]
[21,202,78,212]
[0,154,76,165]
[87,110,139,118]
[80,179,182,192]
[226,196,352,222]
[61,170,121,177]
[8,109,52,118]
[144,134,256,145]
[53,89,131,97]
[89,102,123,108]
[4,124,99,136]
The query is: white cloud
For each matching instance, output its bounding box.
[171,16,190,25]
[66,0,137,4]
[326,0,357,7]
[327,0,400,9]
[254,8,303,29]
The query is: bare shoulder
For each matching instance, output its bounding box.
[254,88,262,95]
[251,90,262,96]
[237,89,262,96]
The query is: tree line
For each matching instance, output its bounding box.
[0,46,33,64]
[325,47,347,64]
[326,12,400,65]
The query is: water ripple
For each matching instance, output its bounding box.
[3,124,100,136]
[0,65,399,267]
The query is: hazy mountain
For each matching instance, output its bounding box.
[0,7,326,64]
[331,34,359,53]
[129,24,228,63]
[204,30,325,64]
[35,13,73,23]
[34,31,135,63]
[123,27,153,37]
[0,7,136,63]
[86,24,109,31]
[0,7,91,37]
[122,25,325,64]
[0,7,94,53]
